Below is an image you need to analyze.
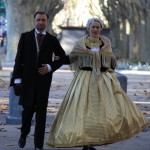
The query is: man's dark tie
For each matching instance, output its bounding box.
[37,33,44,47]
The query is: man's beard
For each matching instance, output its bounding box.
[36,25,46,32]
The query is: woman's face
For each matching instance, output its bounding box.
[89,21,102,38]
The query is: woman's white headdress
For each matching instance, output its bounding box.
[86,18,104,29]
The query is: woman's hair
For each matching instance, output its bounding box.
[34,11,49,20]
[86,18,104,29]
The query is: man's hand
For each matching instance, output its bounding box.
[38,64,49,75]
[13,83,21,96]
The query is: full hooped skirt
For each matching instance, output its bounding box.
[47,71,148,148]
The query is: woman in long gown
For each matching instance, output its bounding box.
[47,18,148,150]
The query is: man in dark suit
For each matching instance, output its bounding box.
[12,11,66,150]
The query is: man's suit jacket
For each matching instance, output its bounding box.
[13,29,66,107]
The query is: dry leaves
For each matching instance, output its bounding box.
[0,79,7,88]
[0,127,6,132]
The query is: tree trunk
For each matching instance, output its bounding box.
[5,0,24,61]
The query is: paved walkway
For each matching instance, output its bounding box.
[0,68,150,150]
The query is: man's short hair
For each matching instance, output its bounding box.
[34,11,49,19]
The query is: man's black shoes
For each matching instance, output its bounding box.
[18,136,26,148]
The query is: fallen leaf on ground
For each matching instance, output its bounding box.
[139,82,143,86]
[0,128,6,132]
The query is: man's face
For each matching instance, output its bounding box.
[34,14,48,32]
